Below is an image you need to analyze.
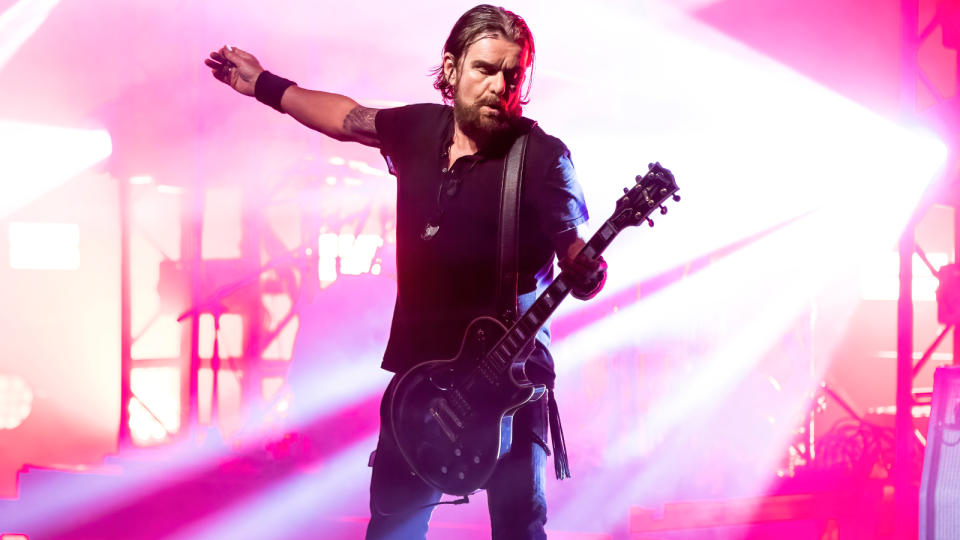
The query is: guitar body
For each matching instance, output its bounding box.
[387,316,545,495]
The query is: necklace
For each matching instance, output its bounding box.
[421,147,464,241]
[420,173,463,241]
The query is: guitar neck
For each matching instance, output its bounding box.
[486,219,625,368]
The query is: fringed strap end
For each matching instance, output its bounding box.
[547,388,571,480]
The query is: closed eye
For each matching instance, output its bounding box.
[473,61,497,75]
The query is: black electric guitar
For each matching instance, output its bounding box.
[386,163,679,495]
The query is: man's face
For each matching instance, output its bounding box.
[447,35,528,139]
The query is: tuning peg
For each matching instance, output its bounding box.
[659,205,668,215]
[672,194,681,202]
[623,187,629,194]
[646,218,654,227]
[648,163,654,170]
[635,175,643,183]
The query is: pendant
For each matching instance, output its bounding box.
[421,223,440,241]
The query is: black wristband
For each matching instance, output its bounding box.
[255,71,297,113]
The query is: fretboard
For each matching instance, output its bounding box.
[483,218,624,373]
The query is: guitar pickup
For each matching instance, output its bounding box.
[437,398,463,428]
[430,408,458,443]
[429,399,463,444]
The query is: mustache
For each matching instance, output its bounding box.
[476,98,505,109]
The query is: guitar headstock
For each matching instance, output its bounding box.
[612,162,679,229]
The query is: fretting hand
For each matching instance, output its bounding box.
[204,45,263,96]
[559,253,607,300]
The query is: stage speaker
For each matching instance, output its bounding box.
[920,365,960,540]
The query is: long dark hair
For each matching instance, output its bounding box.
[432,4,535,104]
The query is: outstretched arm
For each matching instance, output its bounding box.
[204,46,380,147]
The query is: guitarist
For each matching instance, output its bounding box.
[205,4,606,539]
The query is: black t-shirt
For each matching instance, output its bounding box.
[375,103,589,374]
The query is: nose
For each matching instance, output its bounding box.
[491,70,506,96]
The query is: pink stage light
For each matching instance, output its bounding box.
[0,0,59,71]
[859,251,950,301]
[0,121,112,219]
[317,232,384,283]
[201,188,243,260]
[198,313,244,360]
[339,234,384,275]
[129,367,180,445]
[535,2,947,532]
[0,374,32,430]
[7,222,79,270]
[165,436,376,540]
[261,294,298,361]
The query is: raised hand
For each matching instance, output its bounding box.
[204,46,263,96]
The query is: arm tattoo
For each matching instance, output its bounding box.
[343,105,380,147]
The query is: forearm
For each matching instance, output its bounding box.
[205,48,379,147]
[279,87,364,142]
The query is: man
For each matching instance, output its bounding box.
[205,5,605,539]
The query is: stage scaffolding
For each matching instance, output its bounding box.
[896,0,959,537]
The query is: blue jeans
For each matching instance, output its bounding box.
[366,377,549,540]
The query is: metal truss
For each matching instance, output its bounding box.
[896,0,960,536]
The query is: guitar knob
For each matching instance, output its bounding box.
[441,466,448,474]
[659,205,668,215]
[646,218,654,227]
[672,194,681,202]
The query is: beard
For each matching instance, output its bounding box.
[453,91,521,145]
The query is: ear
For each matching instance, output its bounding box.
[442,52,458,85]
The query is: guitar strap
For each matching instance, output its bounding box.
[496,122,571,481]
[495,121,533,325]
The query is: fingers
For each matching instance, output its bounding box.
[205,45,262,95]
[206,52,228,69]
[559,254,604,277]
[572,253,606,270]
[210,50,235,68]
[593,255,608,272]
[559,254,607,300]
[205,55,232,84]
[220,45,248,66]
[206,47,244,84]
[564,254,607,278]
[205,58,226,71]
